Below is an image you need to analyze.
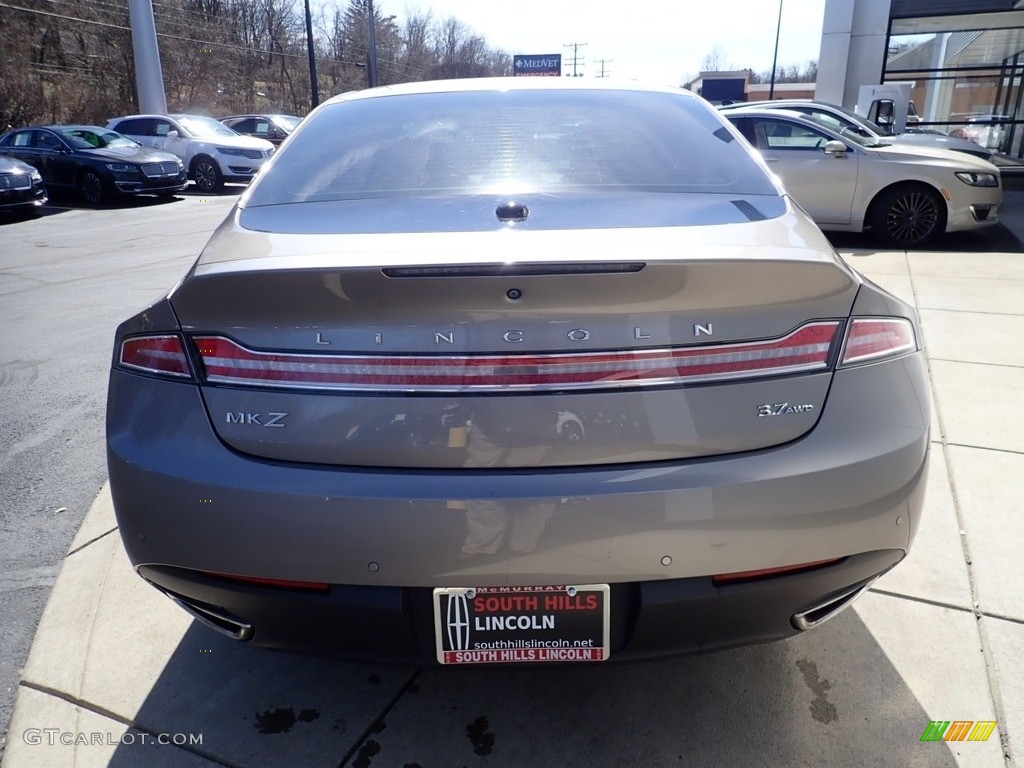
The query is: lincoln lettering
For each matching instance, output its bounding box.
[474,614,556,631]
[321,324,714,347]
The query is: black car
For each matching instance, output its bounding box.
[219,114,301,146]
[0,125,187,206]
[0,155,47,217]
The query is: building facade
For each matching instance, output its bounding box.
[818,0,1024,157]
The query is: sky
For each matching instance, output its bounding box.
[385,0,827,85]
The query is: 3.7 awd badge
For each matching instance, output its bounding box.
[757,403,815,417]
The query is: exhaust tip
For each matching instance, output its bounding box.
[168,595,254,641]
[791,576,879,632]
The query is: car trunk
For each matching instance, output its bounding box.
[170,219,859,469]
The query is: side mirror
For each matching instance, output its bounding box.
[166,130,179,139]
[824,140,849,156]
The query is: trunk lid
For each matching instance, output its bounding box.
[171,209,859,469]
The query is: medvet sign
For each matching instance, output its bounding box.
[513,54,561,76]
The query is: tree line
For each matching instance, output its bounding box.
[0,0,512,128]
[697,46,818,85]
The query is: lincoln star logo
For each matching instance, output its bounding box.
[446,592,471,650]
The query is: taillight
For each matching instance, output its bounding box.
[840,318,916,366]
[201,571,330,593]
[712,558,843,586]
[119,335,193,379]
[192,321,842,393]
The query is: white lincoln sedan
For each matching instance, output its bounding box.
[725,108,1001,246]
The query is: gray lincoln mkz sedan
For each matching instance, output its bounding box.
[107,79,930,666]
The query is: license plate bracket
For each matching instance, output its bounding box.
[433,585,610,665]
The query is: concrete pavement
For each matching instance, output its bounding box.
[2,206,1023,767]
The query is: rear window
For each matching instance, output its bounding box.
[245,89,777,207]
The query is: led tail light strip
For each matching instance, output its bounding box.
[840,318,916,366]
[120,335,192,378]
[193,322,842,392]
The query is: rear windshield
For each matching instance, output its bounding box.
[244,89,777,207]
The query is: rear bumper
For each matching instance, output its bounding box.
[139,549,903,663]
[107,352,930,660]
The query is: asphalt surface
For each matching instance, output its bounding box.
[1,186,1022,766]
[0,190,242,762]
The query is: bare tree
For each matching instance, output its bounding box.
[749,60,818,84]
[431,16,506,80]
[701,46,729,72]
[0,0,513,127]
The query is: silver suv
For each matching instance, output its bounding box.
[107,114,275,192]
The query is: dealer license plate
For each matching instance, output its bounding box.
[433,585,610,665]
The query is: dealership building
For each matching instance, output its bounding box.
[818,0,1024,157]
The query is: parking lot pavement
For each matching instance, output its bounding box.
[2,204,1022,767]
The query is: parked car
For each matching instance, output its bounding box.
[106,114,274,193]
[720,100,995,161]
[0,154,47,217]
[952,115,1010,152]
[0,125,185,206]
[219,114,301,146]
[108,78,930,666]
[724,108,1001,245]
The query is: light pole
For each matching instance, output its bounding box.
[304,0,318,108]
[769,0,783,100]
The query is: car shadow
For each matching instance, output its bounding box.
[104,608,968,768]
[826,222,1023,254]
[0,210,54,225]
[181,184,246,197]
[27,191,189,215]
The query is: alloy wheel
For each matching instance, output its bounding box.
[79,172,104,206]
[884,190,940,244]
[193,160,222,193]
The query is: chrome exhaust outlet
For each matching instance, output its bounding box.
[791,576,880,632]
[169,595,254,641]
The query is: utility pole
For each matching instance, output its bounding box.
[563,41,588,77]
[304,0,318,108]
[367,0,379,88]
[595,59,613,78]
